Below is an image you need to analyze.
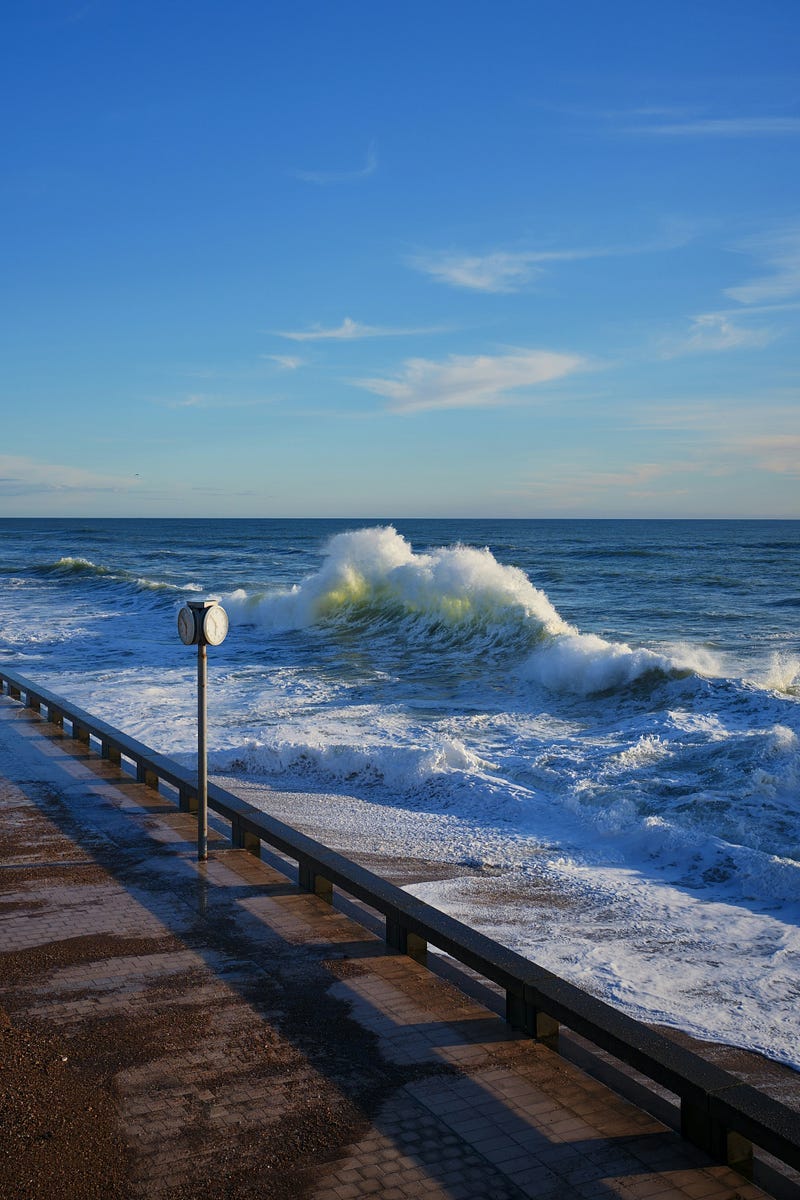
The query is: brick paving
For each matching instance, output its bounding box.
[0,698,772,1199]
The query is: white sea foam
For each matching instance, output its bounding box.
[758,651,800,694]
[225,525,568,642]
[52,555,103,572]
[223,527,748,699]
[4,517,800,1069]
[406,867,800,1068]
[521,632,674,694]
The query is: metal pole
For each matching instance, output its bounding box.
[197,641,208,862]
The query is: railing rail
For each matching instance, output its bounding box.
[1,664,798,1182]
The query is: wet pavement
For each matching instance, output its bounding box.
[0,696,772,1200]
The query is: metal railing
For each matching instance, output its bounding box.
[1,664,798,1184]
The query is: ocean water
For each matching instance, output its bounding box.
[1,517,799,1066]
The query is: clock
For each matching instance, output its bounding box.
[178,606,198,645]
[202,604,229,646]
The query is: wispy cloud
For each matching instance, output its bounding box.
[409,226,693,293]
[40,1,100,29]
[290,142,377,185]
[409,247,608,293]
[543,101,694,122]
[355,348,585,413]
[263,354,305,370]
[409,251,546,293]
[502,461,698,512]
[516,462,673,495]
[173,361,286,382]
[276,316,444,342]
[729,434,800,475]
[663,311,776,356]
[634,396,798,434]
[625,116,800,138]
[725,226,800,305]
[161,393,274,410]
[548,101,800,142]
[0,455,139,496]
[632,397,800,476]
[659,225,800,355]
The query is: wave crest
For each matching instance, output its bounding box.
[49,556,111,577]
[227,525,569,644]
[522,632,680,695]
[37,556,202,597]
[225,526,712,694]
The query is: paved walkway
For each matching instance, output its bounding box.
[0,698,770,1200]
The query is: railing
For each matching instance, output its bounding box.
[1,664,798,1185]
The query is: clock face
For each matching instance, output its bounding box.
[202,604,229,646]
[178,606,197,645]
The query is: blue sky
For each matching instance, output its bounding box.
[2,0,799,517]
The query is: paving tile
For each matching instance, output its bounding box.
[0,705,777,1200]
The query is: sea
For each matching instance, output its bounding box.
[1,517,798,1068]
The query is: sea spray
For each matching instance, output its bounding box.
[2,515,799,1066]
[225,525,569,642]
[224,526,719,696]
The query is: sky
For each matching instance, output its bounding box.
[2,0,799,518]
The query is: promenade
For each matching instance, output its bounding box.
[0,696,771,1200]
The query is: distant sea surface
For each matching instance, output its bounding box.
[1,517,799,1066]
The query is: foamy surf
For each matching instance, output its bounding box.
[224,526,717,695]
[226,525,566,636]
[2,515,799,1068]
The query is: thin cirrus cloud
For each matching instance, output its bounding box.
[663,226,800,355]
[515,462,672,499]
[552,102,800,140]
[162,394,273,410]
[276,316,444,342]
[408,247,604,293]
[407,228,692,294]
[0,455,139,496]
[624,115,800,137]
[731,434,800,475]
[663,311,775,357]
[633,396,799,437]
[263,354,305,370]
[355,348,585,413]
[290,142,378,185]
[725,227,800,305]
[629,400,800,475]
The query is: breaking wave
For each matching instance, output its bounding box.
[35,556,202,596]
[45,556,112,577]
[225,526,712,695]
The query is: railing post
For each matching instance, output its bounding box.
[243,832,261,857]
[136,760,159,790]
[231,817,261,857]
[298,864,333,903]
[71,719,90,745]
[101,740,121,764]
[385,917,427,963]
[508,993,560,1047]
[47,704,64,728]
[680,1102,753,1177]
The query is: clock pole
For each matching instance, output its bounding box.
[197,638,208,861]
[177,600,229,862]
